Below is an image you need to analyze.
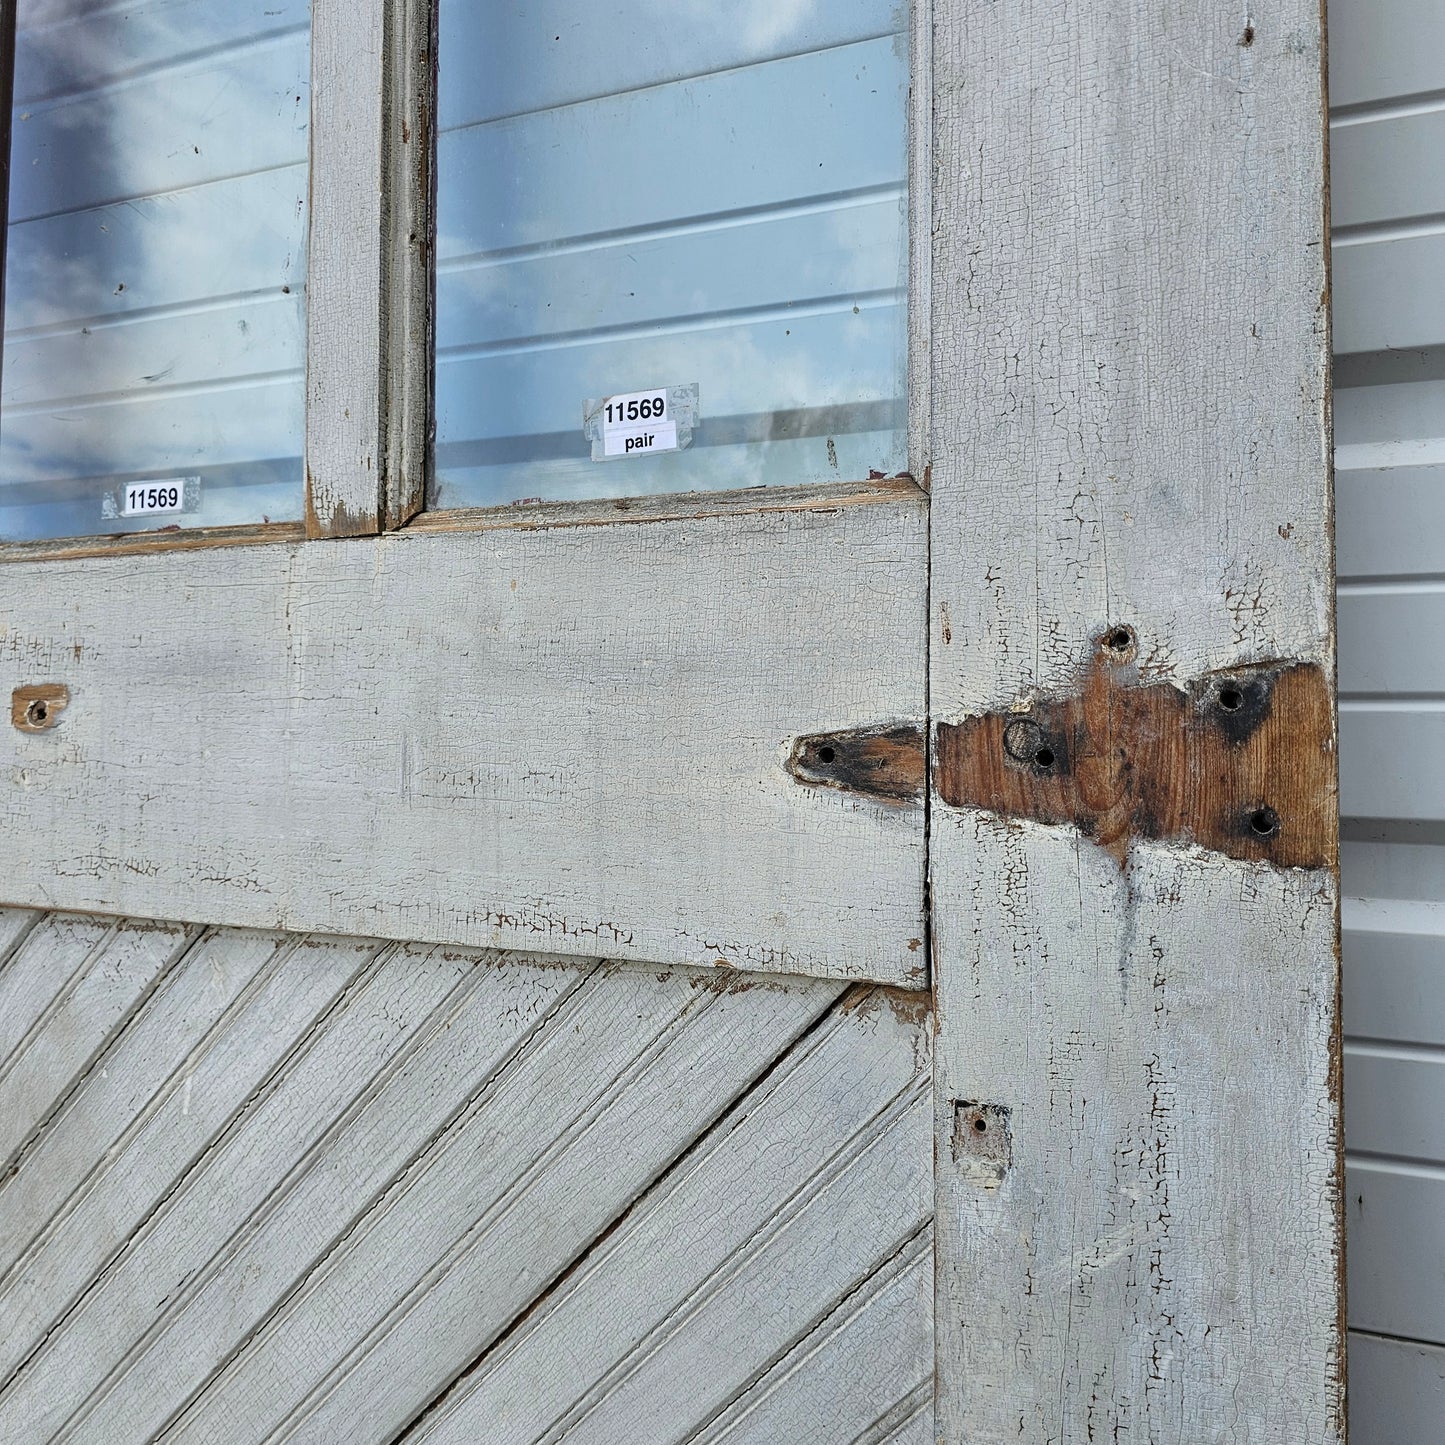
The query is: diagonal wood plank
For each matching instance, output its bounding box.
[0,929,299,1279]
[43,946,595,1445]
[693,1227,933,1445]
[0,933,399,1423]
[0,917,934,1444]
[0,914,114,1065]
[0,917,199,1174]
[549,1090,930,1444]
[405,989,931,1445]
[0,909,41,974]
[163,969,846,1445]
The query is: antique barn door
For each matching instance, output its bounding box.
[0,0,1338,1441]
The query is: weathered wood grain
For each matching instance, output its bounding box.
[0,933,381,1397]
[0,499,927,984]
[405,987,931,1445]
[0,913,935,1444]
[163,969,842,1445]
[0,916,195,1172]
[305,0,433,537]
[927,0,1340,1438]
[691,1227,934,1445]
[0,914,112,1063]
[304,0,385,537]
[0,929,288,1277]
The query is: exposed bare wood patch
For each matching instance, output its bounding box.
[786,724,925,804]
[949,1101,1011,1186]
[934,638,1336,869]
[0,523,304,566]
[404,476,924,538]
[11,684,68,733]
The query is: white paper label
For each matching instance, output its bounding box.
[583,384,699,462]
[120,480,188,516]
[603,417,678,458]
[600,389,678,458]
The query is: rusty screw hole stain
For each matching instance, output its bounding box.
[12,683,69,733]
[952,1101,1012,1184]
[1249,806,1281,838]
[786,724,925,805]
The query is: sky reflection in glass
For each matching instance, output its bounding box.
[433,0,910,509]
[0,0,310,542]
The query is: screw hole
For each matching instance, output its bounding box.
[1104,626,1135,653]
[1034,746,1055,769]
[1218,686,1244,712]
[26,701,47,726]
[973,1117,988,1133]
[816,744,836,764]
[1248,806,1280,838]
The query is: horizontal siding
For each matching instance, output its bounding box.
[1349,1332,1445,1444]
[1327,0,1445,109]
[1344,910,1445,1043]
[1331,110,1445,230]
[1337,467,1445,579]
[1346,1046,1445,1161]
[1346,1161,1445,1343]
[1332,2,1445,1436]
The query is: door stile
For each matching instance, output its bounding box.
[927,0,1341,1438]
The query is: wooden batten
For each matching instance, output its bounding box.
[926,0,1341,1439]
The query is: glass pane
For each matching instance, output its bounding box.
[0,0,310,542]
[433,1,909,510]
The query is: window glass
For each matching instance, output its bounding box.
[433,1,909,510]
[0,0,310,542]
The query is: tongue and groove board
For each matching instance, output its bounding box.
[0,907,933,1444]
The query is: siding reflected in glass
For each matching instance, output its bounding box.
[433,1,910,510]
[0,0,310,542]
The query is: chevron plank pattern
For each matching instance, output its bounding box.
[0,910,932,1444]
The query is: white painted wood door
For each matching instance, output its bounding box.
[0,0,1342,1440]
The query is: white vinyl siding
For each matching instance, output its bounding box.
[1332,0,1445,1436]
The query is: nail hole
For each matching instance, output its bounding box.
[1218,686,1244,712]
[1104,626,1134,653]
[26,700,47,726]
[1249,806,1280,838]
[816,744,836,764]
[1034,746,1055,769]
[1240,23,1255,45]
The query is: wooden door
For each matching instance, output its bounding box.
[0,0,1340,1440]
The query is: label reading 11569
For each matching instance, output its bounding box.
[600,389,678,458]
[121,481,186,517]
